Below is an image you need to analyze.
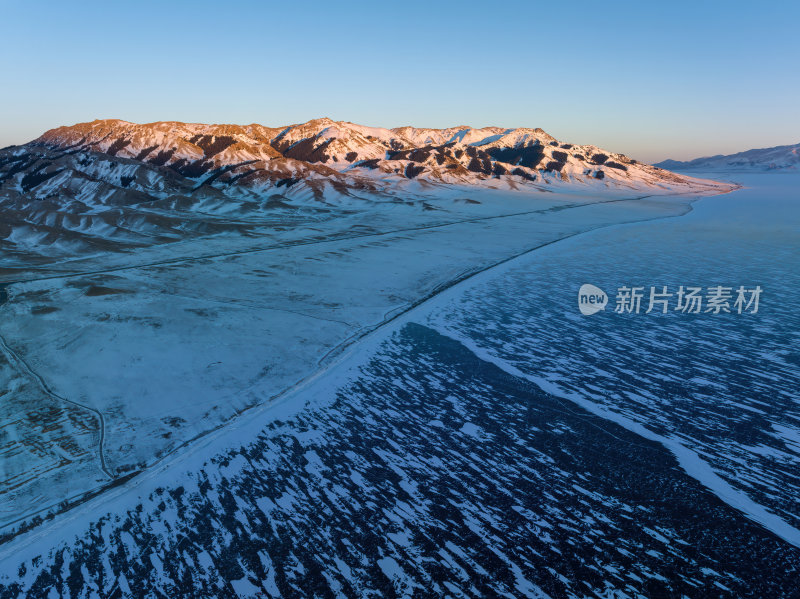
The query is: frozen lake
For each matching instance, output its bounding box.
[427,171,800,543]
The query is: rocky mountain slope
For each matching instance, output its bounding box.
[656,142,800,171]
[0,118,732,269]
[21,118,721,192]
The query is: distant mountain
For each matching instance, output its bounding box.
[0,118,732,267]
[655,143,800,171]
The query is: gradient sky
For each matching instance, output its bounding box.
[1,0,797,162]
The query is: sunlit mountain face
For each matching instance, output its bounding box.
[0,118,731,271]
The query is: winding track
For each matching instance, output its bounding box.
[0,191,707,535]
[0,333,113,479]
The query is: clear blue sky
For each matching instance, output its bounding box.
[1,0,797,162]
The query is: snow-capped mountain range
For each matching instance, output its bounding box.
[10,117,719,195]
[0,118,732,268]
[656,142,800,171]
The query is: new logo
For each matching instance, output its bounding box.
[578,284,608,315]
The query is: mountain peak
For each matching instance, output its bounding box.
[26,117,730,196]
[0,116,736,273]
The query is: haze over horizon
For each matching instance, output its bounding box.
[1,0,797,163]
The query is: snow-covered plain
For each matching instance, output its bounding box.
[0,183,700,537]
[0,174,798,597]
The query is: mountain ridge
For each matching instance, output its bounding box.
[12,116,738,218]
[0,118,735,269]
[655,142,800,171]
[31,117,697,189]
